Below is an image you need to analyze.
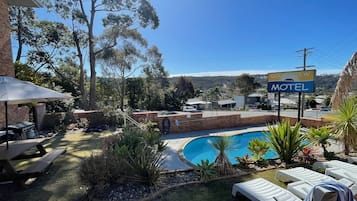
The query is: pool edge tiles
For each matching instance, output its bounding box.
[180,131,277,167]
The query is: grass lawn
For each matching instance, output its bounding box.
[155,169,285,201]
[0,130,111,201]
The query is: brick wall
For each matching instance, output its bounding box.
[0,0,14,77]
[0,104,29,128]
[132,112,329,134]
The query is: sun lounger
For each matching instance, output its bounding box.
[348,157,357,164]
[276,167,357,198]
[276,167,334,184]
[313,160,357,174]
[325,168,357,184]
[231,178,301,201]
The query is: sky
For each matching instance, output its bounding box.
[138,0,357,76]
[26,0,357,77]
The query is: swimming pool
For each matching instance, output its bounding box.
[182,131,278,165]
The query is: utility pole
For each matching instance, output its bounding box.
[296,48,314,119]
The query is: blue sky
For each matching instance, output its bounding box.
[139,0,357,76]
[24,0,357,77]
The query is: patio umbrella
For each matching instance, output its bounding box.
[0,76,71,149]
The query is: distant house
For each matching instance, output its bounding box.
[186,98,212,110]
[217,99,236,108]
[247,93,264,108]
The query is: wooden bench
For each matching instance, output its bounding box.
[20,148,66,177]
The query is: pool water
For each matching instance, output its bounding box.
[182,131,278,165]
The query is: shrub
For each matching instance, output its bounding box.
[195,160,216,183]
[79,127,166,190]
[248,138,270,161]
[265,119,306,164]
[236,154,254,167]
[307,126,332,157]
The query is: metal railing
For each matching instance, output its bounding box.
[116,110,145,130]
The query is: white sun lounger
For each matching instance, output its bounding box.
[325,167,357,184]
[276,167,335,184]
[348,157,357,164]
[287,181,338,201]
[231,178,301,201]
[276,167,357,197]
[313,160,357,174]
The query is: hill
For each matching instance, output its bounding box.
[169,74,341,94]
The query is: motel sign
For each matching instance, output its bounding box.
[267,70,316,93]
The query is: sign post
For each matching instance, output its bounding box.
[267,70,316,122]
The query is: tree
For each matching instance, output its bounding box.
[9,6,36,62]
[325,97,357,155]
[174,76,195,106]
[97,29,147,111]
[206,87,221,102]
[236,74,261,108]
[142,46,169,110]
[126,78,144,109]
[47,0,160,109]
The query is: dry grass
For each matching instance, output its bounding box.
[0,130,112,201]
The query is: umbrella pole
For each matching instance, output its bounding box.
[5,101,8,150]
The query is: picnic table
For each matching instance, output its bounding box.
[0,138,66,187]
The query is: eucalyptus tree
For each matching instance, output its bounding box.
[46,0,159,109]
[236,74,261,108]
[141,46,169,110]
[9,6,36,62]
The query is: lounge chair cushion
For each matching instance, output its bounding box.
[232,178,300,201]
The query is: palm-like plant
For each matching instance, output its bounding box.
[265,119,306,164]
[306,126,332,157]
[211,136,234,176]
[324,97,357,155]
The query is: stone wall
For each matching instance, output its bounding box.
[132,112,329,134]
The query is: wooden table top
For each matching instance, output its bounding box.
[0,138,47,160]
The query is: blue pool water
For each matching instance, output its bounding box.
[182,131,278,165]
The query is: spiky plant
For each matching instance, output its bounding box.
[324,97,357,155]
[195,160,216,183]
[211,136,234,176]
[265,119,306,164]
[248,138,270,161]
[306,126,332,157]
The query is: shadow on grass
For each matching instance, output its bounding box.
[0,130,113,201]
[155,169,284,201]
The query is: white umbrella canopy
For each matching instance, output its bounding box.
[0,76,70,104]
[0,76,71,149]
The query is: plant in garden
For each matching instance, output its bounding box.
[248,138,270,161]
[325,97,357,155]
[211,136,235,176]
[79,127,166,190]
[195,160,216,183]
[306,126,332,157]
[265,119,306,164]
[236,154,253,167]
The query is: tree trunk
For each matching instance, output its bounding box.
[73,30,87,109]
[344,139,350,155]
[15,9,23,62]
[120,71,125,111]
[88,1,96,110]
